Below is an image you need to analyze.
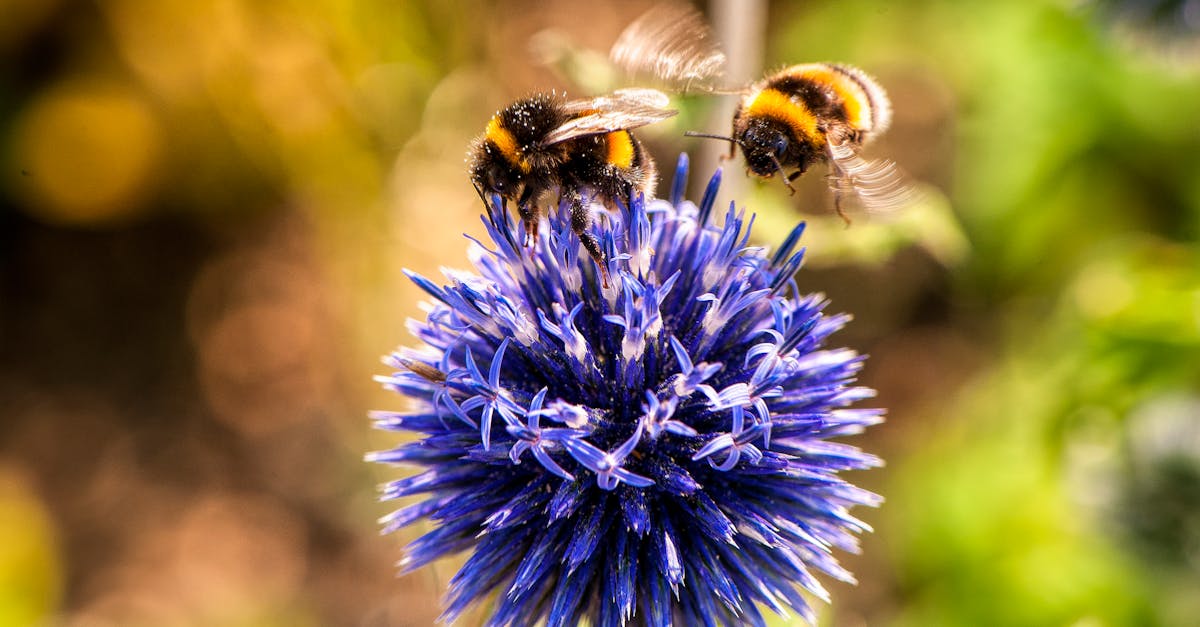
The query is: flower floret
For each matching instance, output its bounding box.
[373,154,883,627]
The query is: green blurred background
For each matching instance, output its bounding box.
[2,0,1198,625]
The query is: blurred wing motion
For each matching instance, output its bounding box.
[542,89,677,146]
[828,141,921,213]
[609,3,725,90]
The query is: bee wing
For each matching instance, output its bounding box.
[542,91,677,146]
[609,3,726,90]
[560,88,672,113]
[828,142,921,213]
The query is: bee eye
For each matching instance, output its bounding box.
[487,166,509,194]
[772,136,788,157]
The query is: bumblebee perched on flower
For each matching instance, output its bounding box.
[611,4,915,219]
[469,89,676,287]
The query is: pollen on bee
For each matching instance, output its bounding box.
[485,116,530,173]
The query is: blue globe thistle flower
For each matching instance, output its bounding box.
[371,155,883,626]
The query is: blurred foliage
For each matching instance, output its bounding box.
[770,1,1200,626]
[2,0,1199,625]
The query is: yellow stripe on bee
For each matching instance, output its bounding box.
[485,115,531,173]
[606,131,635,169]
[744,88,822,146]
[792,64,871,131]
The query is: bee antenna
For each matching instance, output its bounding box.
[684,130,740,147]
[769,153,797,196]
[472,182,490,208]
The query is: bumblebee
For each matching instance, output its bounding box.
[723,62,909,218]
[611,4,914,218]
[469,89,676,287]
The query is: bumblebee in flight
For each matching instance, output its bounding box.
[611,4,915,219]
[724,62,908,218]
[469,88,676,287]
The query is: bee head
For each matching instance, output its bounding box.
[470,147,527,205]
[738,118,807,179]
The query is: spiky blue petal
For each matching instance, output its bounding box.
[373,155,883,626]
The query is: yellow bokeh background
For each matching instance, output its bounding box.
[3,0,1199,625]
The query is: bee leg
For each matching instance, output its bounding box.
[567,191,610,288]
[828,174,853,227]
[779,171,800,197]
[833,188,852,227]
[718,140,735,163]
[825,144,853,227]
[770,154,797,196]
[517,203,539,249]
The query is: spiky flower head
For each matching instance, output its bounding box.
[371,156,883,626]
